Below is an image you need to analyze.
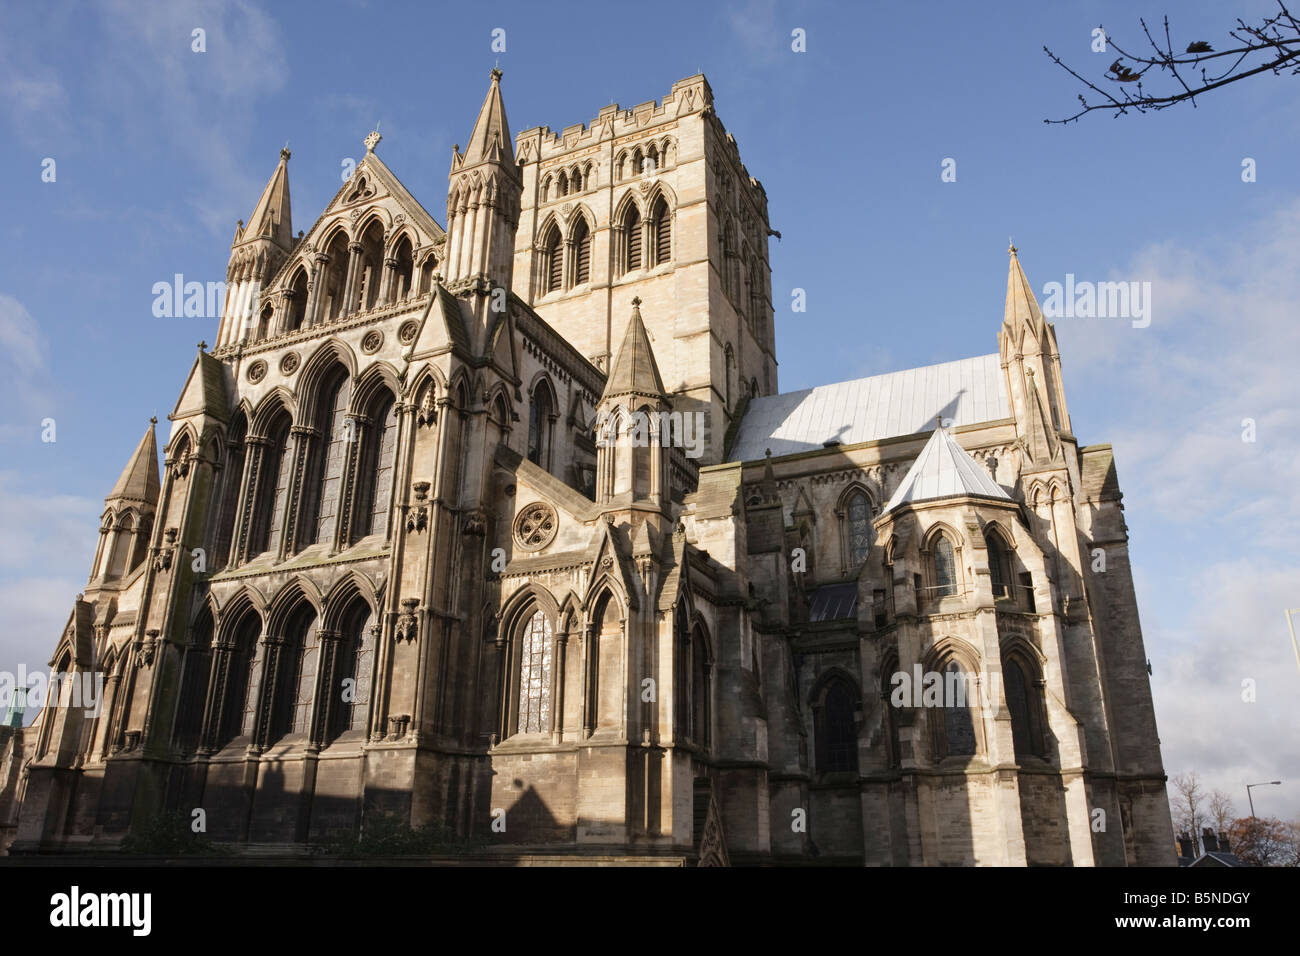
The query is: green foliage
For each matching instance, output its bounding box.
[319,813,484,858]
[119,810,227,857]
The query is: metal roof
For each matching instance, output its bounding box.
[882,424,1011,513]
[808,583,858,623]
[728,354,1009,462]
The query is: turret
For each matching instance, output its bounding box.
[594,298,671,510]
[89,418,160,585]
[217,148,294,348]
[444,69,523,345]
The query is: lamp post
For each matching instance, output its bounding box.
[1246,780,1282,821]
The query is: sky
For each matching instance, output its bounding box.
[0,0,1296,826]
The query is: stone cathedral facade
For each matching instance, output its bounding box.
[4,72,1175,865]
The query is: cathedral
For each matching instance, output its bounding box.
[2,71,1176,865]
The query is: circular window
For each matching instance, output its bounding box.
[279,351,300,375]
[246,360,268,383]
[398,320,419,345]
[361,330,383,354]
[513,502,558,551]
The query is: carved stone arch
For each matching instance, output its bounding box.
[214,586,267,644]
[565,202,597,238]
[499,583,562,639]
[582,576,628,623]
[485,382,514,427]
[384,224,419,258]
[982,516,1017,550]
[920,519,965,552]
[350,361,402,416]
[998,631,1047,670]
[321,571,380,632]
[612,188,643,221]
[923,635,983,675]
[810,665,862,705]
[297,340,358,423]
[265,578,323,637]
[556,590,581,634]
[319,220,354,251]
[167,424,198,461]
[248,387,296,439]
[355,206,391,241]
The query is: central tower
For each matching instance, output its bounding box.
[512,74,776,463]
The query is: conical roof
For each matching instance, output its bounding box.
[1004,243,1046,332]
[107,419,160,506]
[883,423,1010,513]
[462,68,514,166]
[602,297,666,402]
[242,148,293,248]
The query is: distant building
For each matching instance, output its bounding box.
[6,72,1174,865]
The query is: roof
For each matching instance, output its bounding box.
[241,149,293,248]
[462,68,514,166]
[602,298,666,401]
[107,420,160,506]
[808,583,857,622]
[882,424,1011,513]
[728,354,1009,462]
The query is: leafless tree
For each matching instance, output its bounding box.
[1208,789,1236,838]
[1171,771,1205,854]
[1045,2,1300,123]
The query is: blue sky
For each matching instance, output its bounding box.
[1,0,1297,824]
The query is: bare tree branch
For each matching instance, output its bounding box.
[1045,2,1300,123]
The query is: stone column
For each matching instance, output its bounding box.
[340,242,364,318]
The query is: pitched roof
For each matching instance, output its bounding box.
[241,149,293,248]
[728,354,1009,462]
[602,298,666,402]
[463,68,514,166]
[882,424,1011,513]
[107,420,160,506]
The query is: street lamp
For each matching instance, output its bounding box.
[1246,780,1282,820]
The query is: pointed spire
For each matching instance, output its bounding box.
[241,148,293,249]
[1004,242,1046,333]
[1021,367,1061,465]
[602,298,667,402]
[106,419,160,507]
[2,685,25,728]
[462,68,514,166]
[882,423,1010,514]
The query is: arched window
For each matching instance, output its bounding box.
[987,530,1011,599]
[632,148,644,177]
[256,303,274,341]
[285,268,308,331]
[571,217,591,286]
[815,675,859,774]
[933,535,958,597]
[330,598,375,741]
[391,235,414,302]
[1002,656,1042,759]
[724,344,735,410]
[212,411,246,569]
[692,624,711,749]
[846,490,872,565]
[106,512,134,578]
[651,196,670,265]
[674,605,693,740]
[623,204,641,272]
[268,602,318,743]
[217,610,261,748]
[356,221,384,312]
[556,171,568,197]
[321,231,349,322]
[173,607,213,754]
[541,222,562,294]
[541,175,551,202]
[881,657,902,769]
[527,380,554,468]
[571,167,582,192]
[940,659,977,757]
[252,410,292,556]
[305,370,353,547]
[516,609,553,734]
[355,393,398,540]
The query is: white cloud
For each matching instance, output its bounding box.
[0,293,53,421]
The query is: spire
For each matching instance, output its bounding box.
[2,685,25,729]
[461,68,514,166]
[1004,242,1047,335]
[106,419,160,507]
[882,421,1010,514]
[241,148,293,249]
[602,298,667,402]
[1021,367,1062,465]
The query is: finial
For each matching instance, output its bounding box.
[149,416,158,426]
[1026,366,1035,379]
[490,66,503,81]
[935,415,944,430]
[364,129,382,152]
[631,296,642,308]
[765,448,772,458]
[1008,238,1017,256]
[280,145,291,161]
[237,219,243,229]
[197,340,207,352]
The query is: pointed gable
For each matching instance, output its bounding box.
[1003,243,1048,342]
[170,348,229,423]
[602,297,666,403]
[243,148,293,248]
[882,425,1010,514]
[461,68,514,167]
[107,420,160,507]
